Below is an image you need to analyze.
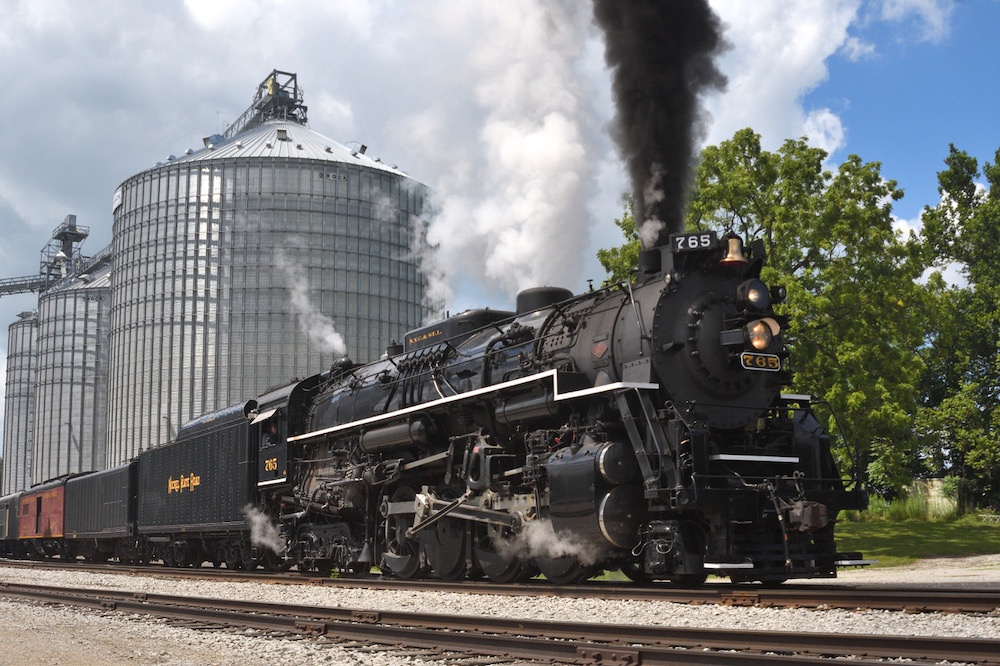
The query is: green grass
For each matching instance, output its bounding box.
[602,516,1000,578]
[835,515,1000,567]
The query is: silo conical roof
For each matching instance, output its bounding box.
[165,120,408,176]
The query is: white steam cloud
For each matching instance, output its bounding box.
[399,1,599,305]
[276,245,348,358]
[410,212,450,322]
[243,505,285,555]
[638,163,667,249]
[497,518,609,567]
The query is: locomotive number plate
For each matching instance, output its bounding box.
[671,231,718,252]
[741,352,781,371]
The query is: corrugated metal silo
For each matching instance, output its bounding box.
[31,265,112,485]
[2,312,38,494]
[106,71,429,464]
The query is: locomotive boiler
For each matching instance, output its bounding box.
[255,230,868,584]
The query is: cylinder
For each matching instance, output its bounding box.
[597,485,644,549]
[596,441,639,485]
[494,392,559,426]
[359,419,428,454]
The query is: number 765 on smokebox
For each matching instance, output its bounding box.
[671,231,718,252]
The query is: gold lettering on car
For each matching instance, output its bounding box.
[408,329,442,344]
[168,473,202,494]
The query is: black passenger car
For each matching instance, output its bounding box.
[0,493,20,556]
[65,462,137,562]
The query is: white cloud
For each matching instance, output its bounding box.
[701,0,955,157]
[841,36,877,60]
[892,213,920,237]
[313,92,355,137]
[882,0,954,42]
[183,0,245,28]
[703,0,862,151]
[802,108,847,155]
[183,0,377,39]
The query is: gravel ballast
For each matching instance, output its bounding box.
[1,557,999,665]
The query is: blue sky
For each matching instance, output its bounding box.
[809,2,1000,224]
[0,0,989,445]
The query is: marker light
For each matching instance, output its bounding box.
[736,279,771,311]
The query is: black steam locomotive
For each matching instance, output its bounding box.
[0,231,867,585]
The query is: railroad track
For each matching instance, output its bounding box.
[3,558,999,614]
[2,581,998,665]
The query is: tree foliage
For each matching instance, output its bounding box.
[916,145,1000,508]
[596,198,640,285]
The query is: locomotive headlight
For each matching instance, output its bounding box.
[746,317,781,350]
[736,279,771,311]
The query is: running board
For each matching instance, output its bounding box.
[835,559,879,567]
[704,560,755,570]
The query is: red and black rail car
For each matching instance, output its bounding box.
[18,478,68,557]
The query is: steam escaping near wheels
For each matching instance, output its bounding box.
[243,505,285,554]
[496,519,610,568]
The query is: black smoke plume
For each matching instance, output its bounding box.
[593,0,727,249]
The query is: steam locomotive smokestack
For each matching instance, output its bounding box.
[592,0,727,249]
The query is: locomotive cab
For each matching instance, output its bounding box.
[254,413,288,489]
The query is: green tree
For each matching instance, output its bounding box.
[597,198,640,285]
[600,128,931,493]
[917,145,1000,508]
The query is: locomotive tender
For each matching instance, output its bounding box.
[0,231,868,584]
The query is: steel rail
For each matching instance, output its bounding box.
[4,558,999,614]
[1,582,998,665]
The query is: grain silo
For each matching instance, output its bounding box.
[2,312,37,494]
[106,70,429,463]
[0,216,103,492]
[30,264,111,485]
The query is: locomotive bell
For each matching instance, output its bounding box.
[719,235,747,266]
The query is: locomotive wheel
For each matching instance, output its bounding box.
[536,555,598,585]
[241,550,259,571]
[238,537,259,571]
[314,559,334,577]
[383,486,425,579]
[620,559,651,584]
[263,551,293,572]
[755,576,788,587]
[670,573,708,588]
[178,546,202,568]
[472,524,534,584]
[347,562,373,577]
[422,517,469,581]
